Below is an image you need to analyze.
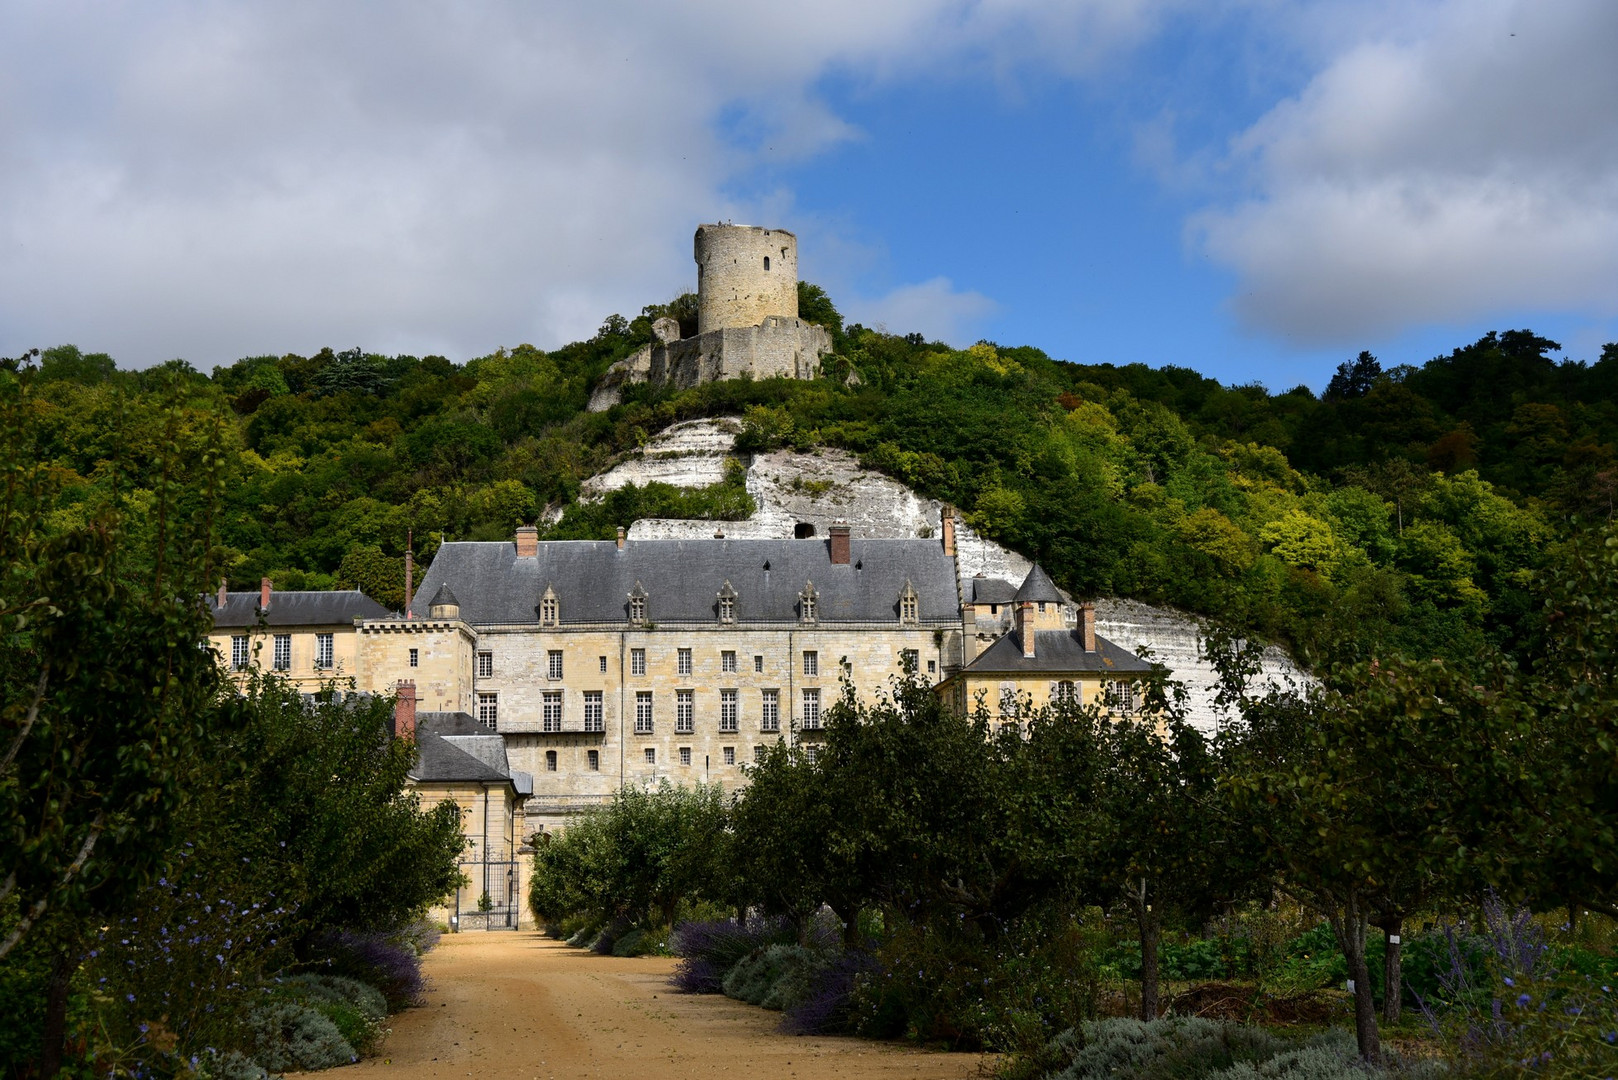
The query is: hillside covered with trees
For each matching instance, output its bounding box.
[9,284,1616,670]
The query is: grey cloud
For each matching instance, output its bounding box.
[0,0,1174,368]
[1194,0,1618,343]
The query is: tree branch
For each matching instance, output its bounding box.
[0,810,104,961]
[1,663,48,775]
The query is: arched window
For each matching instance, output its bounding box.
[1053,680,1077,704]
[763,256,771,271]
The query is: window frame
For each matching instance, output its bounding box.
[583,690,604,732]
[760,689,780,732]
[719,689,738,733]
[231,634,250,670]
[634,691,654,734]
[477,692,499,729]
[477,651,493,678]
[542,690,564,732]
[547,649,563,680]
[802,650,818,677]
[315,632,334,670]
[273,634,291,671]
[801,687,822,729]
[675,689,694,734]
[630,648,646,676]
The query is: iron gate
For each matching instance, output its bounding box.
[452,859,520,930]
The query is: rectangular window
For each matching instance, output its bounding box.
[677,647,692,676]
[273,634,291,671]
[679,746,691,767]
[477,651,493,678]
[631,648,646,676]
[599,655,608,673]
[1111,682,1136,713]
[635,691,653,734]
[547,650,563,680]
[928,659,937,676]
[802,650,818,677]
[586,749,600,771]
[721,650,737,673]
[901,648,919,673]
[644,747,656,765]
[542,691,563,732]
[804,745,819,764]
[583,691,604,732]
[545,750,557,772]
[477,692,498,729]
[675,689,694,734]
[753,744,766,763]
[802,687,822,729]
[722,746,735,766]
[753,654,764,673]
[760,689,780,732]
[407,646,418,668]
[231,635,250,670]
[719,689,738,732]
[315,633,334,669]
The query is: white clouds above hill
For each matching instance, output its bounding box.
[0,1,1174,366]
[1193,0,1618,343]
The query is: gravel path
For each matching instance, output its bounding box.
[341,931,985,1080]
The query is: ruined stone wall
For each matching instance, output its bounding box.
[586,318,831,411]
[695,224,799,334]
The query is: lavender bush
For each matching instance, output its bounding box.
[668,916,798,993]
[309,928,426,1010]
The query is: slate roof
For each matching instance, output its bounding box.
[427,583,458,607]
[412,731,509,783]
[1013,564,1065,604]
[971,577,1018,605]
[412,537,961,626]
[964,630,1154,675]
[210,590,392,628]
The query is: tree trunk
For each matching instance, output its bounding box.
[39,937,79,1079]
[1331,895,1382,1063]
[1381,917,1403,1026]
[1138,900,1161,1021]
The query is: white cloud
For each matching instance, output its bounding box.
[0,0,1174,368]
[848,277,1000,346]
[1192,0,1618,343]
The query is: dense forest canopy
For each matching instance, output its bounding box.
[9,282,1615,670]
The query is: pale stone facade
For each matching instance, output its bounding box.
[208,582,391,692]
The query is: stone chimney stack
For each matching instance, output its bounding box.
[393,680,417,741]
[515,525,539,558]
[1079,602,1097,652]
[941,507,956,557]
[829,522,851,565]
[217,578,228,608]
[260,577,272,612]
[616,526,626,551]
[1017,601,1037,659]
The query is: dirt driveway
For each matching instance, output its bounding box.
[342,931,985,1080]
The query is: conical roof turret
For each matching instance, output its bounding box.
[1013,563,1063,604]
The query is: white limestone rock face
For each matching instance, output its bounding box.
[579,418,1308,729]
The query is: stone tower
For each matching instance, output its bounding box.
[694,224,799,335]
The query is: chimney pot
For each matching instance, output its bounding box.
[515,524,539,558]
[829,522,851,565]
[393,679,417,741]
[260,577,272,612]
[615,526,626,551]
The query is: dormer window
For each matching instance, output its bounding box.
[717,581,737,624]
[799,581,817,623]
[540,585,559,627]
[898,580,919,624]
[628,583,648,626]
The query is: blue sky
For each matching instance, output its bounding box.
[1,1,1614,390]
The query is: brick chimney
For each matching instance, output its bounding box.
[217,578,228,608]
[1017,601,1037,659]
[393,680,417,741]
[515,525,539,558]
[1079,602,1097,652]
[260,577,272,612]
[615,526,626,551]
[829,522,851,565]
[941,507,956,557]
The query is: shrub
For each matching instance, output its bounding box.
[669,916,798,994]
[309,929,425,1010]
[722,945,821,1011]
[780,948,883,1036]
[244,1000,358,1072]
[612,928,663,957]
